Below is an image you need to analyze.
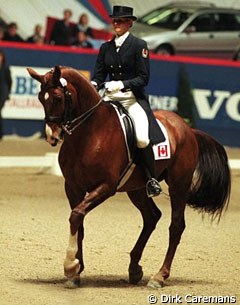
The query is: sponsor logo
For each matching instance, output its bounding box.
[193,89,240,122]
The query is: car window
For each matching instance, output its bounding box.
[139,8,191,29]
[189,13,215,31]
[216,13,240,31]
[189,12,240,32]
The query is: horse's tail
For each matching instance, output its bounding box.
[187,129,231,220]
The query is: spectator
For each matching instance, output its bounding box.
[26,24,44,44]
[3,22,24,42]
[72,31,93,48]
[74,13,93,38]
[50,9,74,46]
[0,49,12,139]
[0,27,4,41]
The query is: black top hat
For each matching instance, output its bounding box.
[109,6,137,20]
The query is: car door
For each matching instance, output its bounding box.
[212,12,240,58]
[176,13,218,56]
[177,12,240,58]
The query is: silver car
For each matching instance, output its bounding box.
[132,2,240,59]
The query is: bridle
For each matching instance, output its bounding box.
[43,82,103,135]
[62,97,103,135]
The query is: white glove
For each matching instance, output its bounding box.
[105,81,124,92]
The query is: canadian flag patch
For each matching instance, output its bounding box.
[158,145,168,157]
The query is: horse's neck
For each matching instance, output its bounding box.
[72,79,116,128]
[73,79,100,114]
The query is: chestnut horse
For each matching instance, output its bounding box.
[27,66,231,289]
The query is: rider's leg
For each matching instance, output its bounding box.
[127,102,162,198]
[140,143,162,197]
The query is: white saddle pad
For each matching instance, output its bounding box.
[153,120,171,160]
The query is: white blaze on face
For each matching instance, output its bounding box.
[44,92,49,100]
[45,124,53,138]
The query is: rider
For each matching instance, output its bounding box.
[91,5,165,197]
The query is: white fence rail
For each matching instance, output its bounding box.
[0,155,239,176]
[0,153,62,176]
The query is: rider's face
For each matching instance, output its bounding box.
[112,18,133,36]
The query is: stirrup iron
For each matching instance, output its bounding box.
[146,178,162,198]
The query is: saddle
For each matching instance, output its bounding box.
[105,100,171,190]
[106,100,137,161]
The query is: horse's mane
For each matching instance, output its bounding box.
[60,66,84,80]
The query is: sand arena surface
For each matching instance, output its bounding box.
[0,138,239,305]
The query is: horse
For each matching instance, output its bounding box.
[27,65,231,289]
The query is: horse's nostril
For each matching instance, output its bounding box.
[51,138,58,147]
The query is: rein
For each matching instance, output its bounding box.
[61,97,104,135]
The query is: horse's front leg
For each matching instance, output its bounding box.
[64,182,117,288]
[64,228,83,288]
[63,184,85,288]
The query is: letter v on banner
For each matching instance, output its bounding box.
[193,89,231,119]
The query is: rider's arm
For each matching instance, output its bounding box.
[91,43,108,88]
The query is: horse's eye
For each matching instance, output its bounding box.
[54,96,62,102]
[44,92,49,100]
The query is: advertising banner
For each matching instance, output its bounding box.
[1,43,240,147]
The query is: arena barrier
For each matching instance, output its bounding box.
[0,155,239,175]
[228,159,240,170]
[0,153,62,176]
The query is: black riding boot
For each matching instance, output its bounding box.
[140,144,162,198]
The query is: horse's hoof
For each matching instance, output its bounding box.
[129,265,143,285]
[147,277,164,289]
[64,276,81,289]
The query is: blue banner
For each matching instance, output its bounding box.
[1,43,240,147]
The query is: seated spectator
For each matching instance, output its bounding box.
[50,9,74,46]
[26,24,44,44]
[74,13,93,39]
[72,31,93,48]
[0,27,4,41]
[3,22,24,42]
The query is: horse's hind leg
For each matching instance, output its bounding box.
[127,189,162,285]
[148,179,189,288]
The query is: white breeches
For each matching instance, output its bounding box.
[104,90,150,148]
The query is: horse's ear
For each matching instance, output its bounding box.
[27,67,44,83]
[52,66,61,85]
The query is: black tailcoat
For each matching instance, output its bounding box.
[92,33,165,144]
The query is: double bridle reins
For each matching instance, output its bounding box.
[62,96,103,135]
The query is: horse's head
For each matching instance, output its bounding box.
[27,66,76,146]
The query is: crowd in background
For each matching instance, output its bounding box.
[0,8,98,49]
[0,7,111,138]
